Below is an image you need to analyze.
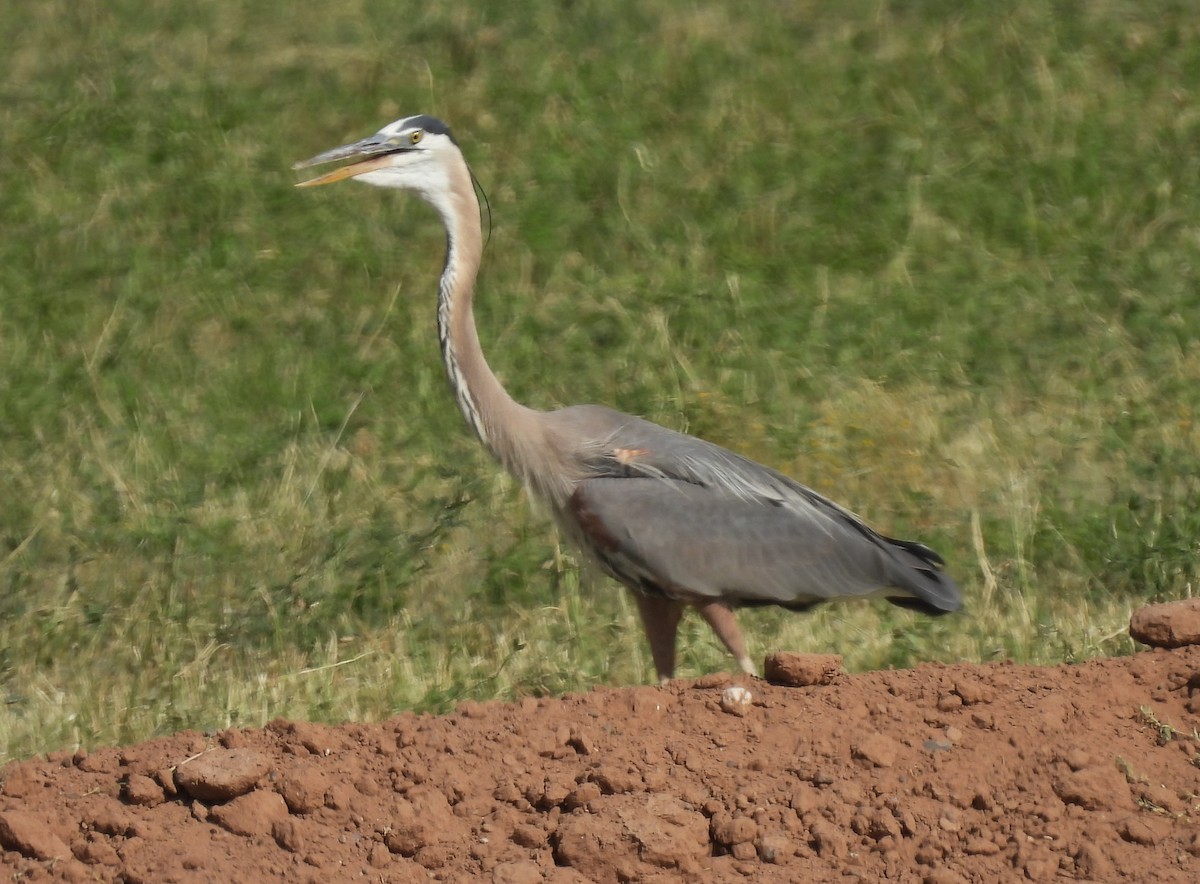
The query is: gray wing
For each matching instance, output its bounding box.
[556,405,961,612]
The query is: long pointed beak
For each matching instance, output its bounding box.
[292,134,399,188]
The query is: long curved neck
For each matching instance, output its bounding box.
[424,156,551,492]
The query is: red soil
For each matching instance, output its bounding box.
[4,641,1200,882]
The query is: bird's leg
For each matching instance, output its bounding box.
[693,600,757,676]
[631,593,685,684]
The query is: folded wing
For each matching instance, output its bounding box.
[560,406,961,613]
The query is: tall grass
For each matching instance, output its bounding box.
[2,0,1198,760]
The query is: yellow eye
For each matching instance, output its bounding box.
[409,130,423,144]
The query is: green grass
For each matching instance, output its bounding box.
[2,0,1199,760]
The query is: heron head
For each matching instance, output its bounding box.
[293,115,458,195]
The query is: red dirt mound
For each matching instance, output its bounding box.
[4,647,1200,882]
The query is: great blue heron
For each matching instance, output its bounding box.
[294,115,962,681]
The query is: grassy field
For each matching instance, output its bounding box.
[2,0,1198,761]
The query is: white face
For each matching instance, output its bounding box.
[293,116,456,197]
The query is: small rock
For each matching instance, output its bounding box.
[324,782,355,810]
[1118,816,1169,846]
[952,679,994,705]
[71,838,120,866]
[385,826,424,857]
[555,793,707,877]
[936,693,963,712]
[0,811,70,861]
[588,766,641,795]
[731,841,757,860]
[493,781,522,804]
[565,782,602,810]
[865,810,902,841]
[0,767,40,800]
[209,789,289,838]
[693,672,732,689]
[154,767,179,797]
[568,727,597,755]
[876,834,900,854]
[720,686,753,716]
[1130,599,1200,648]
[756,834,794,863]
[852,733,900,768]
[970,711,996,730]
[788,787,821,814]
[368,842,391,868]
[87,807,138,838]
[764,653,841,687]
[512,824,547,848]
[530,777,572,809]
[382,788,465,857]
[415,844,454,869]
[174,749,270,801]
[963,838,999,856]
[272,818,306,853]
[808,817,847,858]
[711,813,757,847]
[122,774,165,807]
[276,767,332,813]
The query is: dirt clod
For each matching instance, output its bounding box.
[209,789,289,837]
[121,774,165,807]
[0,811,70,861]
[275,765,331,813]
[763,652,842,687]
[711,812,757,847]
[756,833,794,863]
[1118,815,1171,846]
[173,748,269,802]
[1130,599,1200,648]
[5,649,1200,881]
[852,732,901,768]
